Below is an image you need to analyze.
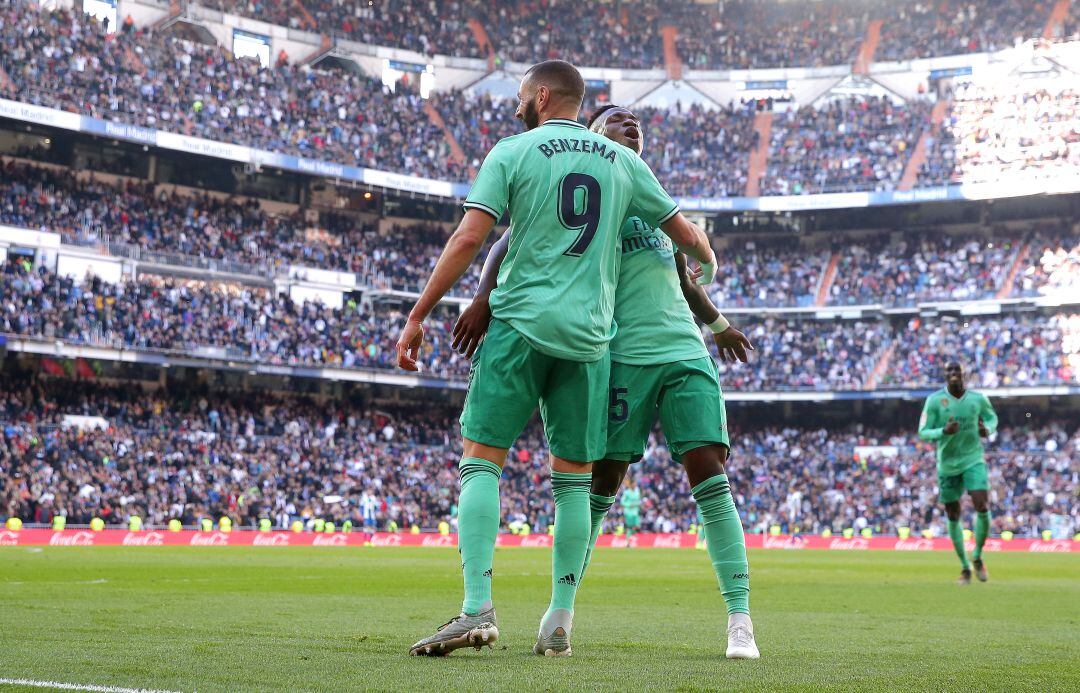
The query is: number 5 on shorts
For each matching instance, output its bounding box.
[610,387,628,422]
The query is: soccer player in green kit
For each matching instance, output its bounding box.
[396,62,717,657]
[620,477,642,539]
[919,361,998,585]
[453,104,760,659]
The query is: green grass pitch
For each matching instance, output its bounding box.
[1,547,1077,692]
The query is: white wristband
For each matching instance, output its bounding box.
[707,314,730,333]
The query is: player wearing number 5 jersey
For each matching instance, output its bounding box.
[396,60,716,657]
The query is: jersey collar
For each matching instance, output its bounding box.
[542,118,587,130]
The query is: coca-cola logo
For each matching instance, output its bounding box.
[518,535,552,547]
[608,537,630,549]
[0,530,19,546]
[122,532,164,546]
[828,538,870,551]
[252,533,291,546]
[49,531,96,546]
[893,538,935,551]
[189,532,230,546]
[762,535,808,550]
[1029,540,1072,553]
[312,534,348,547]
[420,535,455,548]
[650,535,683,549]
[368,533,402,547]
[980,539,1003,553]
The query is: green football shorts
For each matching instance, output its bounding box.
[938,462,990,504]
[459,318,610,462]
[605,356,729,463]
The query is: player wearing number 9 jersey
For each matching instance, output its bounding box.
[397,60,715,658]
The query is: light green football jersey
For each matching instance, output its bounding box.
[464,118,679,362]
[918,388,998,475]
[621,487,642,514]
[611,216,709,365]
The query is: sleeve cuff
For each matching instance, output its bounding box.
[656,205,680,224]
[463,201,502,220]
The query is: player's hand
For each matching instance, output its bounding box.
[396,319,425,372]
[693,258,717,286]
[712,326,754,363]
[451,297,492,358]
[943,417,959,435]
[978,417,989,438]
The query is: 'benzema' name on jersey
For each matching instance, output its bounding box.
[537,138,618,163]
[621,218,673,254]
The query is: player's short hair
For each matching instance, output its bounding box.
[524,60,585,107]
[587,104,622,130]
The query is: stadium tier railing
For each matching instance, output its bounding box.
[3,88,1080,212]
[6,331,1078,399]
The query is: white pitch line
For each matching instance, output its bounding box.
[0,678,182,693]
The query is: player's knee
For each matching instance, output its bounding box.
[682,444,728,487]
[590,460,628,496]
[944,503,961,521]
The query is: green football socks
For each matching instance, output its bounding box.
[973,510,990,560]
[948,518,970,570]
[541,471,592,635]
[457,457,502,615]
[580,493,616,581]
[692,474,750,615]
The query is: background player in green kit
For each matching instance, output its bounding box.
[396,61,717,658]
[919,361,998,585]
[453,104,759,660]
[620,478,642,539]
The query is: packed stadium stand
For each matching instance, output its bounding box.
[1,373,1076,537]
[0,0,1076,541]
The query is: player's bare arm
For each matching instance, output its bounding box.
[674,252,753,363]
[451,231,509,358]
[396,208,496,371]
[660,213,716,284]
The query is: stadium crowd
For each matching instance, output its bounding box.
[4,1,1075,202]
[931,82,1080,186]
[193,0,1053,70]
[0,3,467,180]
[1,376,1074,538]
[1016,227,1080,299]
[0,261,473,380]
[764,96,931,195]
[875,0,1047,62]
[826,232,1017,306]
[0,160,492,291]
[708,241,828,308]
[712,317,889,391]
[883,313,1077,389]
